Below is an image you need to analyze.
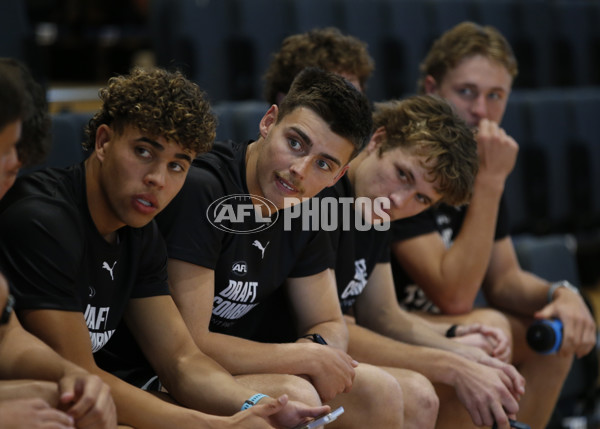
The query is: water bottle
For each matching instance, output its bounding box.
[526,319,563,354]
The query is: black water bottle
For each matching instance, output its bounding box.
[526,319,563,354]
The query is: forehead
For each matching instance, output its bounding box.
[279,107,354,161]
[119,125,195,157]
[442,55,512,92]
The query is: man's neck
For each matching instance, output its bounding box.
[84,156,124,242]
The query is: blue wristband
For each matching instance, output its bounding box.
[241,393,268,410]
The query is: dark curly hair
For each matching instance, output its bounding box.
[84,67,216,155]
[373,95,478,206]
[263,27,374,105]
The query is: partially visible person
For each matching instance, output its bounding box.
[262,27,374,104]
[158,67,407,429]
[327,95,523,429]
[0,58,116,429]
[0,66,325,429]
[261,30,527,427]
[391,21,596,428]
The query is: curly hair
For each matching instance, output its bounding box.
[417,21,518,94]
[373,95,478,206]
[263,27,374,105]
[279,67,373,160]
[84,67,216,155]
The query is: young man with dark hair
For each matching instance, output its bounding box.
[0,58,116,429]
[0,66,325,429]
[158,67,407,429]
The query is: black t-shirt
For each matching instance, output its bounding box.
[156,140,333,340]
[391,196,510,312]
[0,163,169,369]
[324,176,391,314]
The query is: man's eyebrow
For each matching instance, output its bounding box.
[291,126,343,168]
[136,137,192,163]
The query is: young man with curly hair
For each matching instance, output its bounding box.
[0,66,327,429]
[262,27,374,104]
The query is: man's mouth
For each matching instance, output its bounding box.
[275,174,301,193]
[136,198,153,207]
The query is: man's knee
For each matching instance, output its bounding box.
[276,375,322,406]
[353,364,404,411]
[400,370,439,416]
[473,308,513,339]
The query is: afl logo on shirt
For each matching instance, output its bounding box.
[232,261,247,276]
[207,194,279,234]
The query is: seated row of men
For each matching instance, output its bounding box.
[0,21,595,429]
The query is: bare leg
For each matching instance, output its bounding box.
[382,367,439,429]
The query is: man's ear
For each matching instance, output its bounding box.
[94,124,113,162]
[259,105,279,138]
[365,126,387,154]
[329,164,350,186]
[423,75,438,95]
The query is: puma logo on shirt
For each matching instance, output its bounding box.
[102,261,117,280]
[252,240,269,259]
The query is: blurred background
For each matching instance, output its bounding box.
[2,0,600,427]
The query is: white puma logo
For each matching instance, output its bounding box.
[102,261,117,281]
[252,240,269,259]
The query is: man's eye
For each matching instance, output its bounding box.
[316,159,331,171]
[136,147,151,158]
[397,168,408,181]
[289,139,301,150]
[416,194,429,205]
[169,162,185,172]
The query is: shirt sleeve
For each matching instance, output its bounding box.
[0,196,85,311]
[289,228,335,278]
[391,207,438,242]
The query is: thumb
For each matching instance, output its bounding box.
[57,377,78,405]
[534,304,554,320]
[257,394,288,417]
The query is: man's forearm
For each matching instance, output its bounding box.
[347,323,460,386]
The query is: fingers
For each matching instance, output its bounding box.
[489,400,510,429]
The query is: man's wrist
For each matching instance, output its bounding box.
[445,324,459,338]
[547,280,580,303]
[241,393,269,410]
[299,333,328,345]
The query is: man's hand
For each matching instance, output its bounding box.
[262,395,330,429]
[0,397,75,428]
[475,119,519,187]
[216,395,326,429]
[451,357,524,428]
[296,343,358,402]
[452,323,511,362]
[535,287,596,358]
[58,372,117,429]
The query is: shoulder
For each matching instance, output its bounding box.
[0,167,83,232]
